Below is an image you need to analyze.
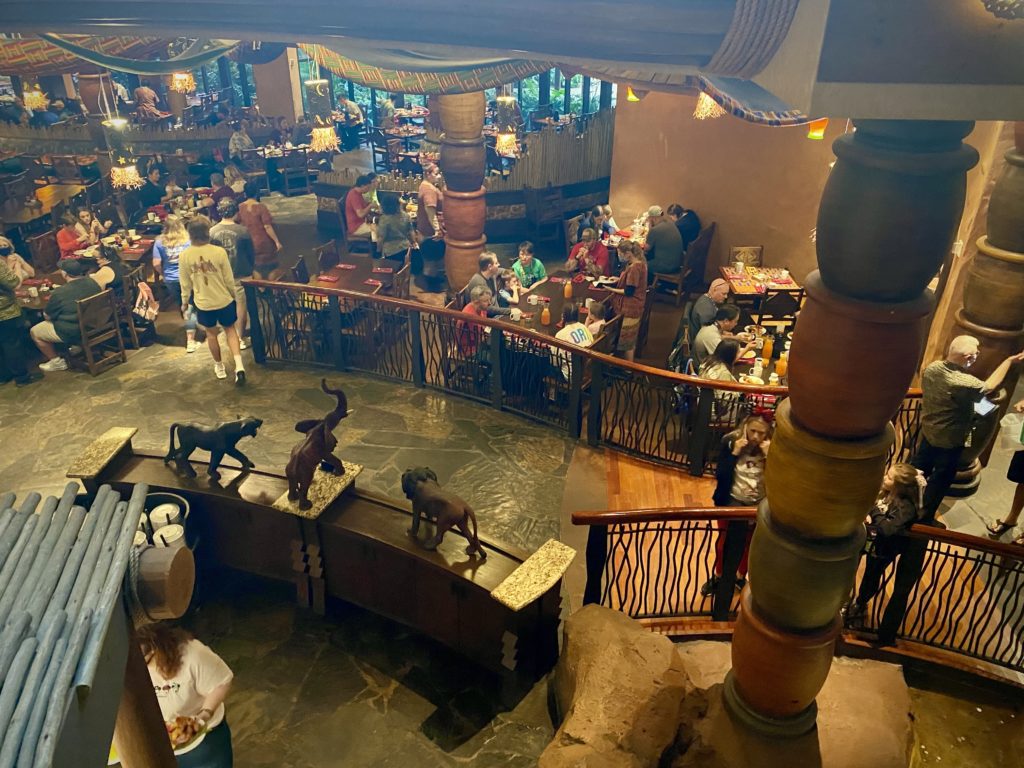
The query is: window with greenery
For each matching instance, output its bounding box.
[519,75,541,113]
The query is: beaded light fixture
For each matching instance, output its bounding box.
[22,86,48,111]
[495,132,518,157]
[170,72,196,94]
[980,0,1023,19]
[309,125,340,153]
[693,91,725,120]
[110,158,144,189]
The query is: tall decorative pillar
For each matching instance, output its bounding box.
[725,121,978,735]
[947,125,1024,494]
[437,92,487,291]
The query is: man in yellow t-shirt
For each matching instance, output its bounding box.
[179,216,246,385]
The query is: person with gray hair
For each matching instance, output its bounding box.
[464,252,510,317]
[914,335,1024,520]
[207,171,237,221]
[456,284,492,359]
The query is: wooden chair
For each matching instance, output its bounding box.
[238,149,269,193]
[679,222,718,296]
[525,186,564,245]
[730,245,764,268]
[346,231,374,256]
[563,214,584,254]
[116,266,144,348]
[315,240,340,273]
[1,172,31,204]
[486,143,509,177]
[370,129,393,173]
[395,155,423,177]
[67,289,127,375]
[755,288,805,333]
[163,154,194,188]
[51,155,85,185]
[634,286,658,357]
[390,263,411,299]
[290,256,311,284]
[26,230,60,273]
[279,148,312,196]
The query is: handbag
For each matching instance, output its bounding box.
[133,293,159,323]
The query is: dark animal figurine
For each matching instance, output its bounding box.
[164,417,263,479]
[401,467,486,559]
[286,379,351,510]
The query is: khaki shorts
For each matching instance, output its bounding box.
[31,320,62,343]
[234,281,247,320]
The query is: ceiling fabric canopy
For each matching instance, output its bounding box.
[0,34,170,76]
[38,34,235,75]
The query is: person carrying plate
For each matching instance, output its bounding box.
[137,622,234,767]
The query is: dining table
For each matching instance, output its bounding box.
[385,126,427,151]
[15,272,66,313]
[311,255,404,296]
[0,183,85,229]
[496,270,612,342]
[719,265,801,296]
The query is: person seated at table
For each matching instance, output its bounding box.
[555,304,595,348]
[30,102,60,128]
[693,304,753,368]
[602,205,619,233]
[292,114,313,147]
[1,255,43,387]
[566,228,610,277]
[139,166,170,209]
[0,96,28,126]
[345,173,378,240]
[378,94,396,127]
[207,103,230,127]
[202,172,236,221]
[153,214,198,352]
[376,194,416,261]
[336,95,365,151]
[667,203,702,252]
[0,237,34,281]
[464,252,511,318]
[137,623,234,768]
[497,269,521,309]
[513,241,547,291]
[643,205,684,283]
[456,285,492,360]
[164,172,186,201]
[228,121,255,161]
[91,244,128,299]
[585,300,607,336]
[238,181,282,277]
[576,207,603,243]
[74,209,112,245]
[54,99,78,121]
[56,214,89,259]
[222,163,246,194]
[686,277,731,347]
[30,258,102,372]
[698,339,740,383]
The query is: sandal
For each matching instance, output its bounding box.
[1014,533,1024,547]
[987,520,1014,536]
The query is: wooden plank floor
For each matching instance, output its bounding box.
[604,451,715,511]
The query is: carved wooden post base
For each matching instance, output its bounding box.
[727,120,978,736]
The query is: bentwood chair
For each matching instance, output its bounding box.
[279,148,312,196]
[370,129,393,173]
[290,255,311,284]
[315,240,340,273]
[755,287,805,334]
[26,230,60,273]
[116,266,145,349]
[238,149,269,193]
[51,155,86,185]
[67,289,127,376]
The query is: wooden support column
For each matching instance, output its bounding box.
[538,70,551,108]
[113,635,176,768]
[238,63,252,107]
[581,76,592,115]
[438,92,487,291]
[725,120,979,737]
[217,57,233,103]
[598,81,613,110]
[252,48,303,121]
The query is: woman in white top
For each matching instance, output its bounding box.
[74,209,112,244]
[222,164,246,194]
[137,623,234,767]
[0,237,34,280]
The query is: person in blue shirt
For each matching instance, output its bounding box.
[152,214,198,352]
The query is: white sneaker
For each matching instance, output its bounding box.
[214,362,227,379]
[39,357,68,372]
[239,338,249,350]
[186,339,198,353]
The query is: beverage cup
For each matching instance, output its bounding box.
[128,229,137,238]
[527,294,539,305]
[510,308,523,321]
[27,286,38,298]
[734,261,745,273]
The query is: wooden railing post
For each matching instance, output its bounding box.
[327,295,344,370]
[489,326,503,410]
[687,385,715,476]
[712,520,750,621]
[583,524,608,605]
[409,310,425,387]
[243,282,265,365]
[587,360,604,446]
[567,351,584,438]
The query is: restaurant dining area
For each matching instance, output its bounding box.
[1,3,1024,768]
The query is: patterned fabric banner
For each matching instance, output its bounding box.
[300,44,553,95]
[0,36,170,76]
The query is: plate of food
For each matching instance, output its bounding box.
[108,718,206,764]
[738,350,757,362]
[739,374,764,386]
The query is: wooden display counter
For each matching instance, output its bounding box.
[73,431,567,686]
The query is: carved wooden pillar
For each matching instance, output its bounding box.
[724,121,978,736]
[437,92,487,291]
[947,125,1024,494]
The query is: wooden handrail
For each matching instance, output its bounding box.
[571,506,756,525]
[572,503,1023,562]
[242,278,925,399]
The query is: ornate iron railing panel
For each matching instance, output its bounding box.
[499,334,573,431]
[419,310,492,404]
[335,296,414,383]
[250,284,334,367]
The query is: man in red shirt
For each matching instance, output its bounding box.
[566,227,610,277]
[56,214,88,259]
[206,172,236,221]
[344,173,377,238]
[456,285,491,358]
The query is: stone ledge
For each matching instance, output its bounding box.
[491,538,575,611]
[66,427,138,479]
